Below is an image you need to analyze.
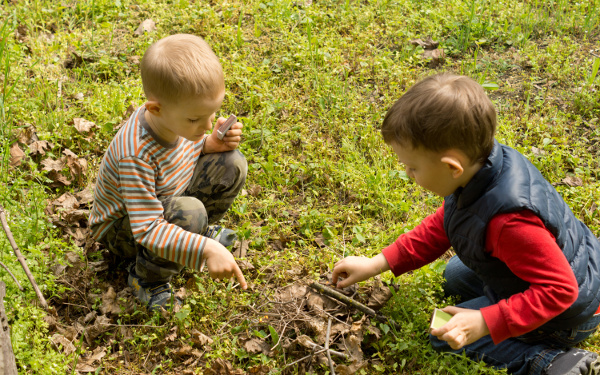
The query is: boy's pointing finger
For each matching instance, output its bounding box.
[234,264,248,290]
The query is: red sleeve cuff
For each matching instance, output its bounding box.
[382,242,415,276]
[481,304,511,344]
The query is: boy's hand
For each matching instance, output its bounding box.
[430,306,490,349]
[332,253,390,288]
[203,117,243,153]
[202,239,248,289]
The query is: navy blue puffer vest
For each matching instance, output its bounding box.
[444,140,600,330]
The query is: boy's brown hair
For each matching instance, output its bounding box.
[140,34,225,104]
[381,73,496,164]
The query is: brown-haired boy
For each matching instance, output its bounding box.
[89,34,248,311]
[332,73,600,375]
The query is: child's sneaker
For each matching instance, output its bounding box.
[203,225,237,248]
[127,266,181,311]
[544,348,600,375]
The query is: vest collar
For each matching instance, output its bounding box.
[451,140,502,209]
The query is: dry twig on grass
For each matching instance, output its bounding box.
[309,282,398,328]
[0,261,22,291]
[0,205,48,310]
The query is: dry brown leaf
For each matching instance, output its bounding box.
[53,192,79,210]
[207,358,245,375]
[306,293,325,313]
[10,143,25,167]
[345,334,364,362]
[100,287,123,315]
[50,334,76,355]
[562,176,583,187]
[191,329,214,348]
[73,118,96,133]
[410,37,439,49]
[367,283,393,310]
[173,345,194,357]
[56,322,83,342]
[305,316,328,344]
[29,140,51,155]
[175,286,187,300]
[88,346,107,363]
[15,24,27,42]
[15,124,37,144]
[84,314,111,345]
[247,364,270,374]
[41,158,65,172]
[89,260,109,272]
[336,360,367,375]
[63,149,88,183]
[119,325,133,340]
[423,48,445,67]
[232,239,249,258]
[62,209,90,226]
[236,259,255,272]
[165,326,178,342]
[47,170,72,186]
[314,232,326,247]
[134,19,156,35]
[296,334,318,349]
[75,186,94,205]
[75,363,97,373]
[81,311,97,325]
[247,184,263,197]
[275,283,307,302]
[65,226,87,246]
[243,338,272,355]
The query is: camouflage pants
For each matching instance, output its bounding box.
[98,150,247,284]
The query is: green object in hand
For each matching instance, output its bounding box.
[430,308,453,331]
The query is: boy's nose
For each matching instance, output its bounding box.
[406,167,415,179]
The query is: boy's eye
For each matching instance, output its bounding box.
[188,119,200,123]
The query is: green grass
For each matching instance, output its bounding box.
[0,0,599,374]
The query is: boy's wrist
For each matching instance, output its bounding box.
[371,253,391,275]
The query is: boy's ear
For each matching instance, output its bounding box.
[440,154,464,179]
[144,100,162,116]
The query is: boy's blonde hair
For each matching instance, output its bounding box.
[141,34,225,104]
[381,73,496,164]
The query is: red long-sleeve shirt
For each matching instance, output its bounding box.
[381,205,582,344]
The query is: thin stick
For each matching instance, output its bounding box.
[0,260,22,291]
[0,206,48,310]
[309,282,390,324]
[300,339,348,359]
[283,348,328,370]
[310,282,400,330]
[325,317,335,375]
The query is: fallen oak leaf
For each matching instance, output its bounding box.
[10,143,25,167]
[410,37,439,50]
[562,176,583,187]
[41,158,65,172]
[28,140,52,156]
[72,118,96,133]
[134,19,156,36]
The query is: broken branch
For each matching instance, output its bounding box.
[309,282,398,329]
[0,206,48,310]
[0,282,19,375]
[0,261,22,291]
[325,317,335,375]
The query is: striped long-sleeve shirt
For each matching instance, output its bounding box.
[89,107,208,271]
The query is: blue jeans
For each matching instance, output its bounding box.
[429,256,600,375]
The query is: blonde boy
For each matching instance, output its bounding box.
[90,34,248,310]
[332,73,600,375]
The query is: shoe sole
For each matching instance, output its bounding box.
[591,358,600,375]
